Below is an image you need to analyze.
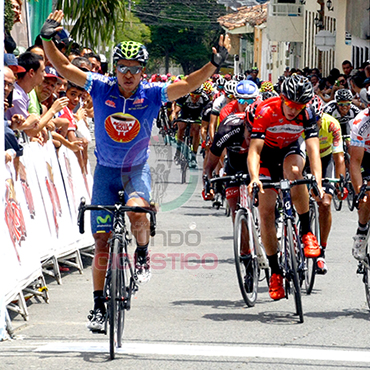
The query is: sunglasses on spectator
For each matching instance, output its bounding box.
[117,65,143,75]
[238,98,255,105]
[338,79,346,85]
[337,102,351,106]
[283,97,306,110]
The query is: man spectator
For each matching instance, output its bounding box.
[342,60,355,78]
[247,67,261,88]
[84,52,101,73]
[5,51,44,136]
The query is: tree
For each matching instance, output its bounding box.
[132,0,226,73]
[56,0,126,50]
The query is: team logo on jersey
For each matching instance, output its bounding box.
[105,99,116,108]
[105,113,140,143]
[133,98,144,104]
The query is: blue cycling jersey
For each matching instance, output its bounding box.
[84,72,169,169]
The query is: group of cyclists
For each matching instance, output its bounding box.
[37,10,370,332]
[156,60,370,302]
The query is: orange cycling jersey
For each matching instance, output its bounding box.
[251,96,318,149]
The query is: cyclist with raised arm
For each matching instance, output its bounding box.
[247,75,324,300]
[350,87,370,261]
[306,95,346,274]
[40,10,230,332]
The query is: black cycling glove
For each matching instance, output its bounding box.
[210,44,229,68]
[40,19,61,41]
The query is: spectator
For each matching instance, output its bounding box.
[350,73,369,109]
[5,52,44,136]
[342,59,355,78]
[84,52,101,74]
[247,67,261,88]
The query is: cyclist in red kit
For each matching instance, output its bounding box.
[247,75,324,300]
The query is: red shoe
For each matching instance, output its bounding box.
[269,273,285,300]
[302,232,321,258]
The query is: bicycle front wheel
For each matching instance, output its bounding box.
[305,199,319,295]
[363,255,370,309]
[234,209,258,307]
[108,238,125,359]
[332,191,342,211]
[285,219,304,323]
[347,182,355,211]
[116,252,128,348]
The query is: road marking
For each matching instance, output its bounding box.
[35,342,370,363]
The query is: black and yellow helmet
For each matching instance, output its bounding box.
[113,41,149,65]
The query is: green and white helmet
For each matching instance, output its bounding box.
[113,41,149,65]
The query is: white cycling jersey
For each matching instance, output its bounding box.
[350,108,370,153]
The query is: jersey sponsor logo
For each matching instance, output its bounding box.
[133,98,144,104]
[216,127,241,147]
[105,113,141,143]
[105,99,116,108]
[97,215,112,224]
[267,124,303,134]
[358,120,370,136]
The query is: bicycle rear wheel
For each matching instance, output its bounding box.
[305,199,319,295]
[285,219,304,323]
[234,209,259,307]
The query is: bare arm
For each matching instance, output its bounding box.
[333,152,345,179]
[306,137,323,196]
[350,146,365,193]
[42,11,87,87]
[247,138,265,193]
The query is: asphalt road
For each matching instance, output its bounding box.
[2,131,370,369]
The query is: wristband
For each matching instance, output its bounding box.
[41,36,52,42]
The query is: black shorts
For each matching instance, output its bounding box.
[361,151,370,180]
[259,139,306,182]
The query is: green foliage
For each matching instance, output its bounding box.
[115,12,151,45]
[132,0,226,73]
[5,0,14,33]
[56,0,126,50]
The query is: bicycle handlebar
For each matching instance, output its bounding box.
[77,197,157,237]
[172,118,200,125]
[355,180,370,209]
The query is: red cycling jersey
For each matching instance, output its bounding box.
[219,100,242,123]
[251,96,318,149]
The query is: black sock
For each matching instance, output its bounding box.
[267,253,282,275]
[357,222,368,236]
[299,212,310,235]
[136,243,149,258]
[93,290,105,313]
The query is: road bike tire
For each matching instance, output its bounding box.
[332,191,343,211]
[363,255,370,310]
[234,209,258,307]
[116,251,127,349]
[285,219,304,323]
[347,182,355,211]
[108,239,119,359]
[305,199,319,295]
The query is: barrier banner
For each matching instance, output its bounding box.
[2,140,94,311]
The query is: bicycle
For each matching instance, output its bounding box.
[262,175,320,323]
[343,136,355,211]
[157,105,176,145]
[77,192,156,360]
[210,173,269,307]
[173,118,199,184]
[354,180,370,309]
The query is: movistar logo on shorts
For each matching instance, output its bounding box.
[97,215,112,224]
